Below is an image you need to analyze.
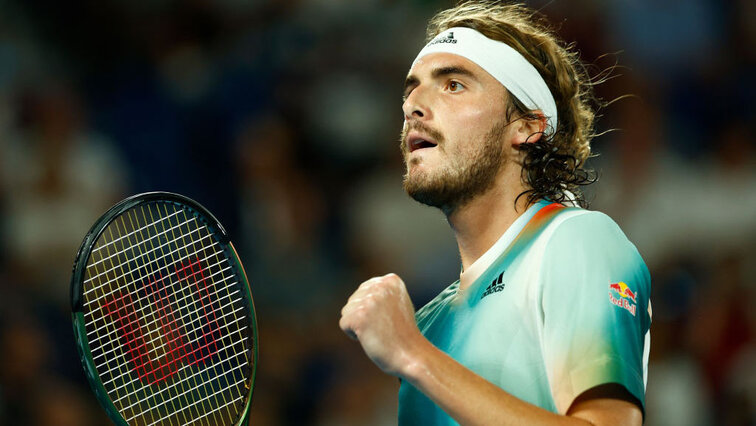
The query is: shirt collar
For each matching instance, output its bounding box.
[459,199,551,290]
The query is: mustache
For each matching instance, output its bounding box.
[400,121,445,152]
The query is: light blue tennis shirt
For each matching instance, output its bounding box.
[398,200,651,424]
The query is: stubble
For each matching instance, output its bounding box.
[401,120,508,215]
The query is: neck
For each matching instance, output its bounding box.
[446,165,532,274]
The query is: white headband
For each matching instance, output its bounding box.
[413,27,558,134]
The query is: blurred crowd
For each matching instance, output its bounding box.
[0,0,753,425]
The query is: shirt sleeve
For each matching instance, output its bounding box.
[539,210,651,415]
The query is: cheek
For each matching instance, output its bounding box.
[442,117,489,154]
[444,100,502,137]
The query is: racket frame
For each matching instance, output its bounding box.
[70,191,258,426]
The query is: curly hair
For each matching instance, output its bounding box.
[426,1,598,207]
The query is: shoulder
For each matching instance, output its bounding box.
[539,208,650,291]
[546,208,622,235]
[541,208,636,253]
[537,208,652,328]
[538,208,649,277]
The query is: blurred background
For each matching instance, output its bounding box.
[0,0,753,424]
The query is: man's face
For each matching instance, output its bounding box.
[400,52,511,214]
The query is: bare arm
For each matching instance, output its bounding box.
[339,273,642,426]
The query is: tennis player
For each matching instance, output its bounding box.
[339,2,651,425]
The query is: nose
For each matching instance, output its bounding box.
[402,86,430,121]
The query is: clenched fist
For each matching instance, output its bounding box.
[339,273,426,376]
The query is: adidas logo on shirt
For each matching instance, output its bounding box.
[481,271,506,299]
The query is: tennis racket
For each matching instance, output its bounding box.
[70,192,258,426]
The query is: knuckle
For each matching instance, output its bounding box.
[364,297,377,309]
[360,277,380,289]
[384,273,403,287]
[380,286,392,298]
[371,285,389,299]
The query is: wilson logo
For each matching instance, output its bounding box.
[103,258,220,386]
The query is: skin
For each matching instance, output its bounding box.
[339,53,643,425]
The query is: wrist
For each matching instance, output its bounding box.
[398,334,434,384]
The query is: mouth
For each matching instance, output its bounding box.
[407,133,438,153]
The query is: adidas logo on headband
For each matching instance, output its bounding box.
[428,32,457,46]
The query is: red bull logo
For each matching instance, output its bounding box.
[609,282,637,316]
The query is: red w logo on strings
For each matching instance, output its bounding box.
[103,258,220,386]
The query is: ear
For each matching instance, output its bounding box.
[510,111,547,145]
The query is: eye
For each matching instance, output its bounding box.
[447,81,465,93]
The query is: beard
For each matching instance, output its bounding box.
[401,120,508,215]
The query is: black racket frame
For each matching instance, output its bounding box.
[70,191,258,426]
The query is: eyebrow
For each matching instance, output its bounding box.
[431,66,476,79]
[403,65,477,96]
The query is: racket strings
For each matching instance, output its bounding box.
[103,298,247,399]
[95,207,192,426]
[114,310,248,408]
[90,270,235,366]
[96,205,245,424]
[167,208,241,425]
[86,210,185,271]
[131,208,214,425]
[86,256,232,349]
[90,210,183,255]
[93,220,147,423]
[84,224,214,298]
[81,202,252,426]
[131,206,210,425]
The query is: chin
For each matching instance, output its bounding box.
[405,154,442,176]
[403,164,435,189]
[403,172,451,208]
